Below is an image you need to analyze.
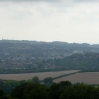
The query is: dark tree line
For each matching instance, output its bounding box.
[1,80,99,99]
[0,76,54,94]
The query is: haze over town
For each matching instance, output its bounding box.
[0,0,99,44]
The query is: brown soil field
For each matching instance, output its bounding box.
[54,72,99,84]
[0,70,79,81]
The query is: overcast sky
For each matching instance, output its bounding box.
[0,0,99,44]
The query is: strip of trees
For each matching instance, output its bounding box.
[1,80,99,99]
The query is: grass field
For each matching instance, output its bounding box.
[54,72,99,84]
[0,70,79,81]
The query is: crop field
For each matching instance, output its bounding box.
[0,70,79,81]
[54,72,99,84]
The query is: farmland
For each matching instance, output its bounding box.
[1,70,99,84]
[54,72,99,84]
[0,70,79,81]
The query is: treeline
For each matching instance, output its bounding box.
[1,80,99,99]
[0,76,53,94]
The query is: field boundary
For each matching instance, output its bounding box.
[52,71,80,80]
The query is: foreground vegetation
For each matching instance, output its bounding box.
[1,80,99,99]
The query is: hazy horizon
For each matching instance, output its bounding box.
[0,0,99,44]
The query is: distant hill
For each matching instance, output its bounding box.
[0,40,99,73]
[0,40,99,59]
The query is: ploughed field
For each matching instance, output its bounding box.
[0,70,79,81]
[1,71,99,84]
[54,72,99,84]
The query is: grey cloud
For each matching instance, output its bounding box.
[0,0,99,2]
[73,0,99,2]
[0,0,60,2]
[0,0,99,4]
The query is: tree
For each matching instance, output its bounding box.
[11,83,27,99]
[0,89,5,97]
[43,77,53,85]
[0,89,11,99]
[48,81,71,99]
[31,76,40,83]
[11,82,47,99]
[23,83,47,99]
[60,83,97,99]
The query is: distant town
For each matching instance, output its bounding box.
[0,40,99,73]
